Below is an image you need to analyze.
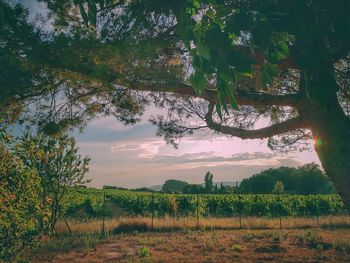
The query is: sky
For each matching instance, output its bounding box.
[73,110,320,189]
[16,0,320,189]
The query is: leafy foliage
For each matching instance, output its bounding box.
[0,135,43,262]
[162,179,188,193]
[16,133,90,234]
[239,164,335,194]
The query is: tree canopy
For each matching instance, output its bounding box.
[162,179,189,193]
[238,164,335,195]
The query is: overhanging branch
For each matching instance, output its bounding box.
[204,102,308,139]
[127,81,300,107]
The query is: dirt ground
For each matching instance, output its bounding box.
[32,228,350,263]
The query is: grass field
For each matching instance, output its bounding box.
[31,216,350,262]
[55,216,350,234]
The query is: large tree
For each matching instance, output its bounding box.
[2,1,350,209]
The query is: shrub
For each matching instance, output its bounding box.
[112,222,149,234]
[0,142,44,262]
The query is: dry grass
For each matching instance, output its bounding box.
[55,215,350,234]
[33,228,350,262]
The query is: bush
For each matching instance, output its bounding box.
[112,222,149,234]
[0,143,44,262]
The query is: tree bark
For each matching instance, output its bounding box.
[301,71,350,211]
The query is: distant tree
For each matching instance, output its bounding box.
[220,182,224,193]
[239,173,275,194]
[183,184,203,194]
[273,181,285,194]
[204,171,214,193]
[133,187,156,192]
[102,185,118,190]
[162,179,188,193]
[296,163,335,194]
[238,164,334,194]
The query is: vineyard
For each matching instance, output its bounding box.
[62,188,347,219]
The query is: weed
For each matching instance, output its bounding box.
[203,239,216,252]
[334,240,350,254]
[242,233,255,241]
[138,247,150,257]
[35,233,106,255]
[316,243,324,252]
[305,231,323,249]
[231,244,243,252]
[293,232,305,245]
[272,232,280,242]
[255,244,287,253]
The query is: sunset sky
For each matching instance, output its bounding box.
[73,109,320,188]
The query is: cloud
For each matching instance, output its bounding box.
[72,108,320,188]
[110,139,165,158]
[74,122,158,143]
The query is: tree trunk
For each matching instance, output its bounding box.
[301,71,350,211]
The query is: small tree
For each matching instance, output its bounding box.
[17,133,90,234]
[220,182,224,193]
[273,181,284,229]
[204,171,213,193]
[273,181,285,194]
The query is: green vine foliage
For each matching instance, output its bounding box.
[0,135,44,262]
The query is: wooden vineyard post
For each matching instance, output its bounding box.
[102,192,106,236]
[314,195,320,228]
[238,196,242,229]
[236,182,242,229]
[278,193,282,229]
[151,192,155,231]
[196,192,199,230]
[63,216,72,234]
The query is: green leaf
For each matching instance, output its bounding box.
[203,24,229,48]
[196,40,211,60]
[88,0,97,27]
[79,3,89,26]
[261,62,278,87]
[189,70,206,94]
[230,95,239,110]
[216,103,223,120]
[191,0,200,9]
[217,64,236,84]
[217,76,239,111]
[177,12,194,48]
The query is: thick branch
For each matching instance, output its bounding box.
[127,81,300,107]
[204,102,308,139]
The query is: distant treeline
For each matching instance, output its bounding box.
[238,163,335,194]
[137,163,335,195]
[102,185,157,192]
[102,163,335,195]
